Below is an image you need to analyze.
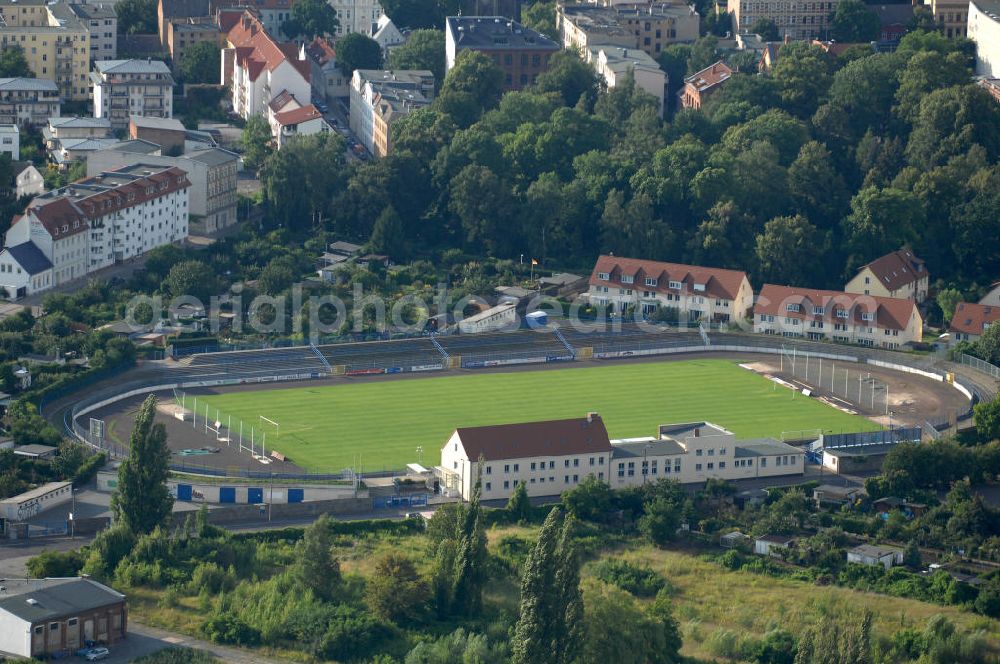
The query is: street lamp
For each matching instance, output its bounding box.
[68,489,76,539]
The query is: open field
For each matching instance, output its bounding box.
[191,359,878,472]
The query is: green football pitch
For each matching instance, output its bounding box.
[192,359,879,472]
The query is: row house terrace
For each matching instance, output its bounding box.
[754,284,922,349]
[587,255,754,323]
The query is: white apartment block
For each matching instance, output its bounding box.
[587,255,755,324]
[86,146,239,233]
[0,124,18,159]
[438,414,804,502]
[587,44,666,117]
[0,165,189,298]
[726,0,843,41]
[92,60,174,130]
[350,69,434,157]
[969,0,1000,77]
[754,284,923,350]
[222,12,311,120]
[0,78,61,128]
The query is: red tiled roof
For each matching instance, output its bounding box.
[452,414,612,462]
[589,255,749,301]
[306,36,335,65]
[273,103,323,126]
[227,12,310,82]
[756,284,918,331]
[30,198,89,240]
[75,168,192,221]
[684,61,732,92]
[268,89,299,112]
[859,248,926,292]
[949,302,1000,336]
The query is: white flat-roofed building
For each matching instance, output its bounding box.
[970,0,1000,77]
[457,302,518,333]
[0,481,72,522]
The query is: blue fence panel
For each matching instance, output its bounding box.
[176,484,192,501]
[247,487,264,504]
[219,487,236,503]
[288,488,304,503]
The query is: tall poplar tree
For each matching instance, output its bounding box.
[111,395,173,534]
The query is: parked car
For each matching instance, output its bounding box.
[84,647,110,661]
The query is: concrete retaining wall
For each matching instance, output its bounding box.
[202,497,372,525]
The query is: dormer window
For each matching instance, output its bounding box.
[860,312,874,321]
[813,307,824,315]
[597,272,610,281]
[621,275,634,284]
[668,280,681,290]
[645,277,657,287]
[62,224,68,232]
[693,283,705,292]
[835,309,848,319]
[786,303,800,312]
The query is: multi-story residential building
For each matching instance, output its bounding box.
[0,78,61,128]
[559,3,699,59]
[157,0,209,50]
[680,60,732,109]
[329,0,384,36]
[754,284,923,349]
[66,3,117,60]
[306,37,348,100]
[437,414,804,502]
[0,0,91,101]
[726,0,842,40]
[931,0,969,37]
[0,124,18,159]
[222,12,311,120]
[969,0,1000,76]
[446,16,560,91]
[586,44,666,116]
[949,302,1000,344]
[0,165,190,298]
[350,69,433,157]
[92,60,175,130]
[587,254,754,323]
[167,20,221,74]
[980,282,1000,307]
[87,146,239,232]
[844,248,929,303]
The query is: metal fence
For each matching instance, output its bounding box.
[960,353,1000,381]
[822,427,922,449]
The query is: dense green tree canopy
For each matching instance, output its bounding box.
[179,41,221,84]
[281,0,339,38]
[114,0,157,34]
[336,33,383,75]
[388,29,446,86]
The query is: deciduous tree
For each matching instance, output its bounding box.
[336,33,383,75]
[111,395,173,534]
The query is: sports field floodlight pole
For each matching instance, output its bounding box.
[805,352,809,383]
[192,397,197,428]
[885,385,890,415]
[871,380,875,410]
[227,415,232,445]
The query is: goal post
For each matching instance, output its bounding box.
[259,416,279,437]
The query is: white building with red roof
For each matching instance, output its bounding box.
[0,165,190,298]
[267,98,332,147]
[844,248,929,303]
[222,12,311,121]
[754,284,923,349]
[949,302,1000,344]
[587,255,754,324]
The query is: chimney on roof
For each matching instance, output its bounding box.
[694,427,700,437]
[587,412,598,423]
